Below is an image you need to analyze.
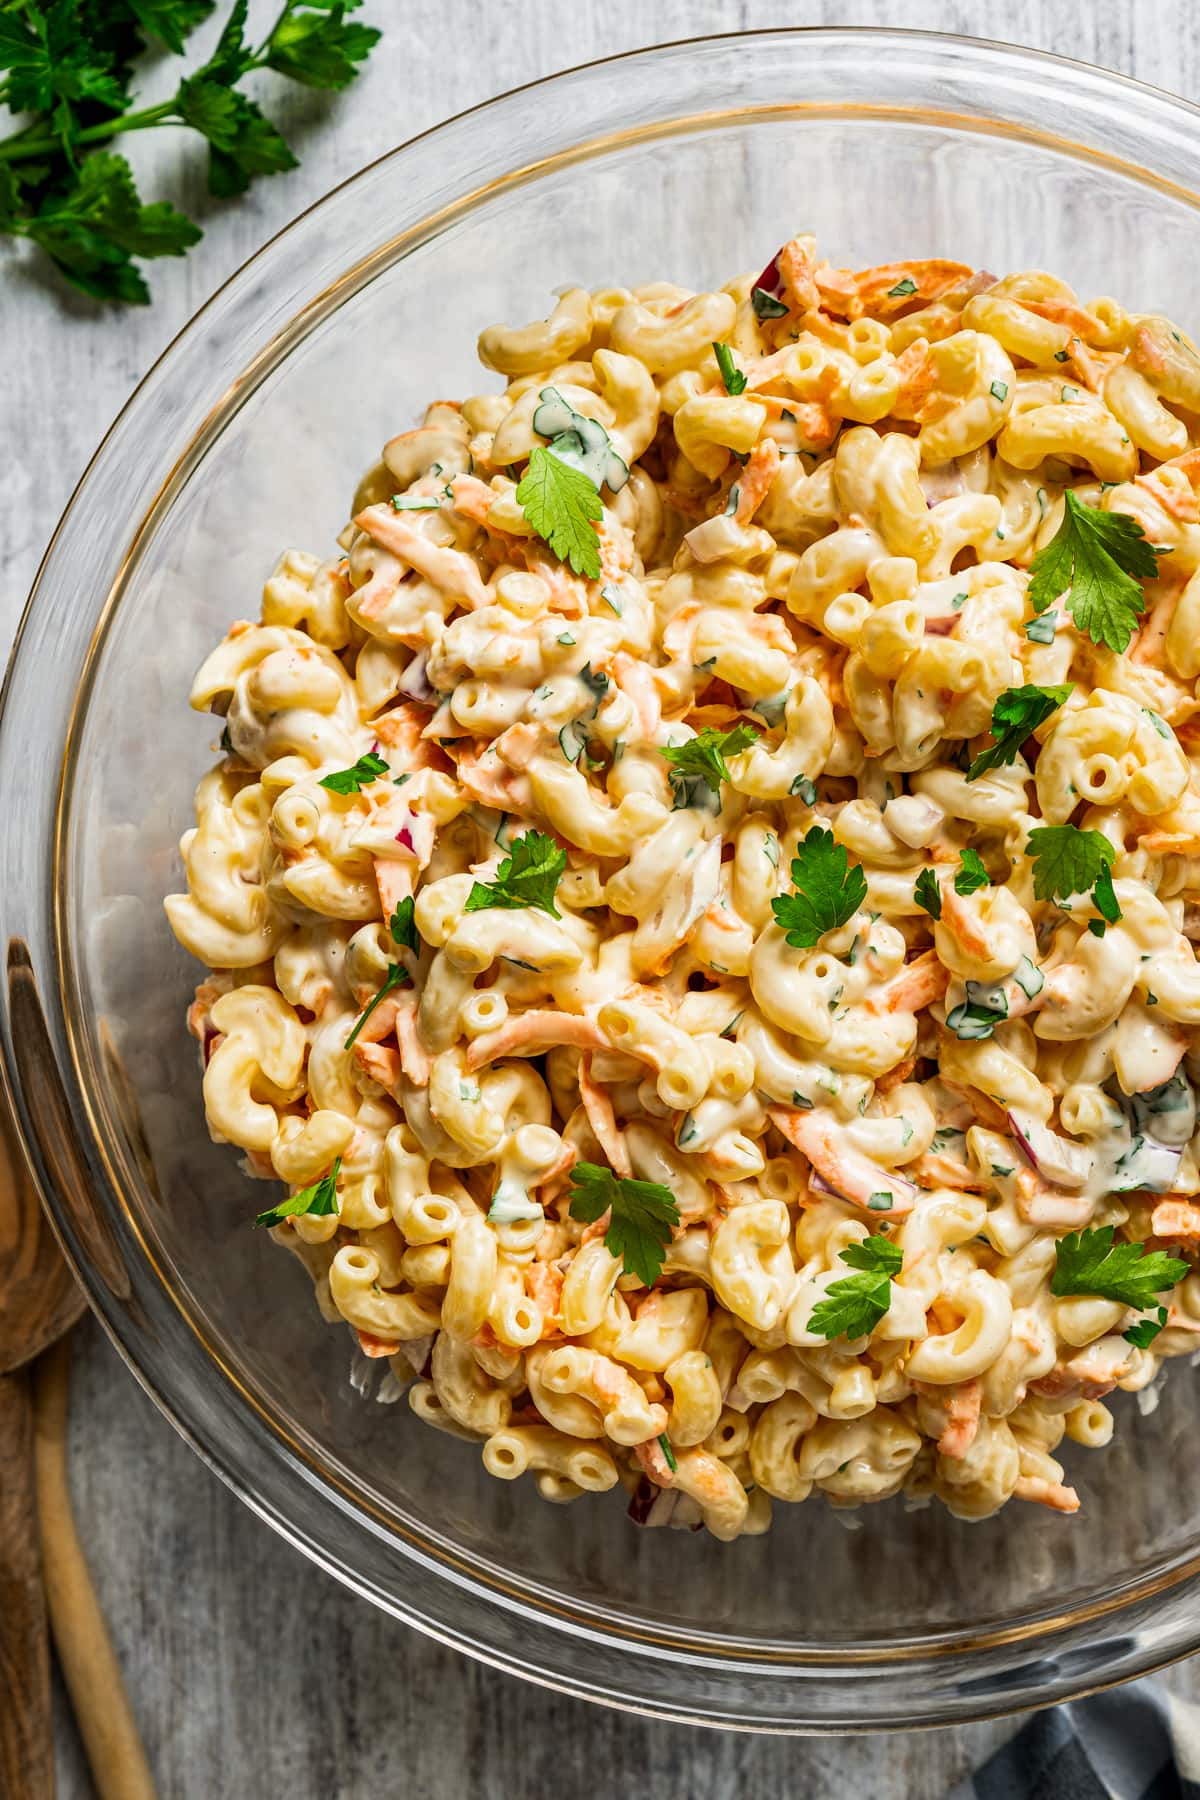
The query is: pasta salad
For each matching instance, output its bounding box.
[167,236,1200,1538]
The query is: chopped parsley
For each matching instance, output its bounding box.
[807,1236,903,1341]
[254,1157,341,1230]
[1051,1226,1186,1310]
[751,286,789,320]
[966,684,1073,781]
[954,847,990,896]
[1028,490,1158,653]
[913,867,942,920]
[567,1162,680,1288]
[464,830,566,920]
[660,724,758,801]
[771,827,868,949]
[319,750,389,795]
[1026,824,1115,906]
[516,445,603,580]
[713,341,747,395]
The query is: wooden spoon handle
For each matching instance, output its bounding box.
[0,1366,54,1800]
[33,1338,156,1800]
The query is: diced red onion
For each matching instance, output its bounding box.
[754,251,784,297]
[628,1478,679,1528]
[1008,1109,1093,1190]
[397,649,434,703]
[395,826,415,853]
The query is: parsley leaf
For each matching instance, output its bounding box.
[954,848,990,896]
[1051,1226,1186,1309]
[913,868,942,920]
[1026,824,1115,904]
[177,79,298,197]
[713,341,747,395]
[20,152,199,303]
[343,962,411,1051]
[389,896,418,953]
[464,830,566,920]
[567,1161,680,1288]
[1124,1305,1169,1350]
[752,286,789,320]
[264,0,381,90]
[127,1,217,55]
[254,1156,341,1228]
[516,445,602,580]
[1028,491,1157,652]
[0,0,380,303]
[808,1235,903,1341]
[660,724,758,800]
[319,750,388,795]
[966,684,1073,781]
[1093,860,1122,926]
[771,827,867,949]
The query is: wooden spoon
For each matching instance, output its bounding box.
[0,1071,83,1800]
[0,1067,155,1800]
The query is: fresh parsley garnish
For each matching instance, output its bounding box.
[1092,861,1122,927]
[713,341,747,395]
[1025,611,1058,644]
[888,276,917,298]
[807,1236,903,1341]
[464,830,565,920]
[1051,1226,1186,1309]
[0,0,380,304]
[660,724,758,800]
[913,868,942,920]
[515,445,603,580]
[751,286,789,320]
[389,896,418,953]
[567,1161,680,1288]
[966,684,1073,781]
[771,827,867,949]
[954,848,990,896]
[343,963,411,1051]
[1028,491,1158,652]
[1124,1305,1169,1350]
[254,1156,342,1229]
[319,750,389,794]
[1026,825,1115,905]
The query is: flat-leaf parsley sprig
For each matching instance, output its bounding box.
[254,1155,341,1228]
[772,826,867,950]
[1026,824,1116,919]
[567,1161,681,1289]
[966,684,1073,782]
[660,723,758,802]
[0,0,381,304]
[515,385,630,580]
[464,830,566,920]
[807,1235,903,1341]
[1028,490,1158,653]
[1050,1225,1186,1310]
[343,900,418,1050]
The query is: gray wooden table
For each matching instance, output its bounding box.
[7,0,1200,1793]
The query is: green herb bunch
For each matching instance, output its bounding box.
[0,0,380,303]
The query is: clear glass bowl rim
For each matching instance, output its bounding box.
[8,25,1200,1733]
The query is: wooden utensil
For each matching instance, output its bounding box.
[0,1072,83,1800]
[0,1072,155,1799]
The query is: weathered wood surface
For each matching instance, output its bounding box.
[6,1,1200,1793]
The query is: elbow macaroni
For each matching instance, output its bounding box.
[168,234,1200,1539]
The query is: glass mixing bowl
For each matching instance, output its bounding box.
[9,27,1200,1733]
